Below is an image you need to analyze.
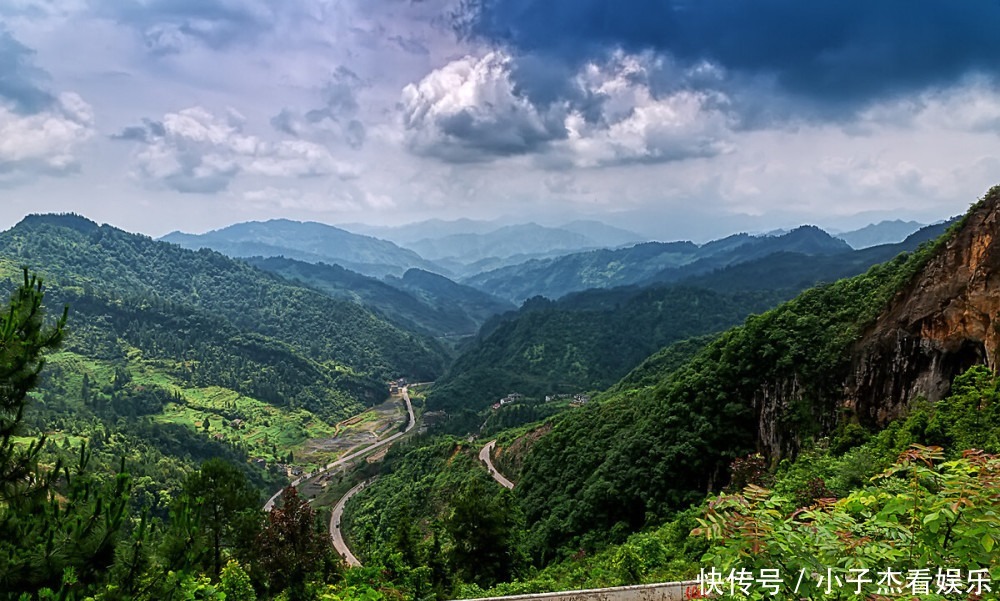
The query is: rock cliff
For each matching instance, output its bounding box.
[848,187,1000,427]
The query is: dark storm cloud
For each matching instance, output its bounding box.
[0,30,55,113]
[457,0,1000,113]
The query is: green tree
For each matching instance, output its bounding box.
[164,458,261,577]
[0,270,134,596]
[446,478,524,588]
[219,559,257,601]
[0,269,66,504]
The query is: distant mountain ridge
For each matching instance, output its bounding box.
[835,219,926,249]
[428,221,949,417]
[342,219,644,269]
[160,219,445,278]
[406,223,598,263]
[463,225,851,303]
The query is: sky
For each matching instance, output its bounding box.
[2,0,1000,241]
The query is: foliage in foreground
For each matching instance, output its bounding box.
[696,445,1000,600]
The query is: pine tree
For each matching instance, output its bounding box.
[0,269,66,504]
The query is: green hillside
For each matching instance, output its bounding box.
[0,213,449,489]
[425,286,787,417]
[247,257,513,339]
[4,214,447,398]
[513,230,949,559]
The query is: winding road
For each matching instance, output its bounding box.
[478,440,515,489]
[329,479,370,566]
[264,386,416,511]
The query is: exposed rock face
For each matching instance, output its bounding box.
[848,189,1000,427]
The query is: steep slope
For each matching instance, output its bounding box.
[849,190,1000,425]
[161,219,445,278]
[2,215,448,419]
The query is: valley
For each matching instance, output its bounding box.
[1,193,997,601]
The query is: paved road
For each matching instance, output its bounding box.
[478,440,514,489]
[329,479,371,566]
[264,387,416,511]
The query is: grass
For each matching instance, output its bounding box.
[38,350,361,471]
[32,346,414,477]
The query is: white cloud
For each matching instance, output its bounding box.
[400,51,567,161]
[400,50,735,167]
[119,106,358,193]
[0,92,94,180]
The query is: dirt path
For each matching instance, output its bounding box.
[264,387,415,511]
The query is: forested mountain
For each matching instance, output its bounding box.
[247,257,514,339]
[385,268,516,332]
[425,286,787,415]
[677,220,951,292]
[508,196,976,558]
[428,222,950,418]
[333,189,1000,598]
[0,214,448,423]
[161,219,445,278]
[463,225,851,303]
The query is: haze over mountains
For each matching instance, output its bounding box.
[161,219,441,279]
[159,217,929,304]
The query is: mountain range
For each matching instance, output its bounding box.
[462,225,854,303]
[161,219,443,278]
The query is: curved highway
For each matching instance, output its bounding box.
[478,440,514,489]
[264,386,416,511]
[329,479,371,566]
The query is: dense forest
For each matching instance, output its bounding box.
[248,257,513,340]
[513,232,949,561]
[426,286,787,417]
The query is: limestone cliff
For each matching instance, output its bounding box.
[847,187,1000,427]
